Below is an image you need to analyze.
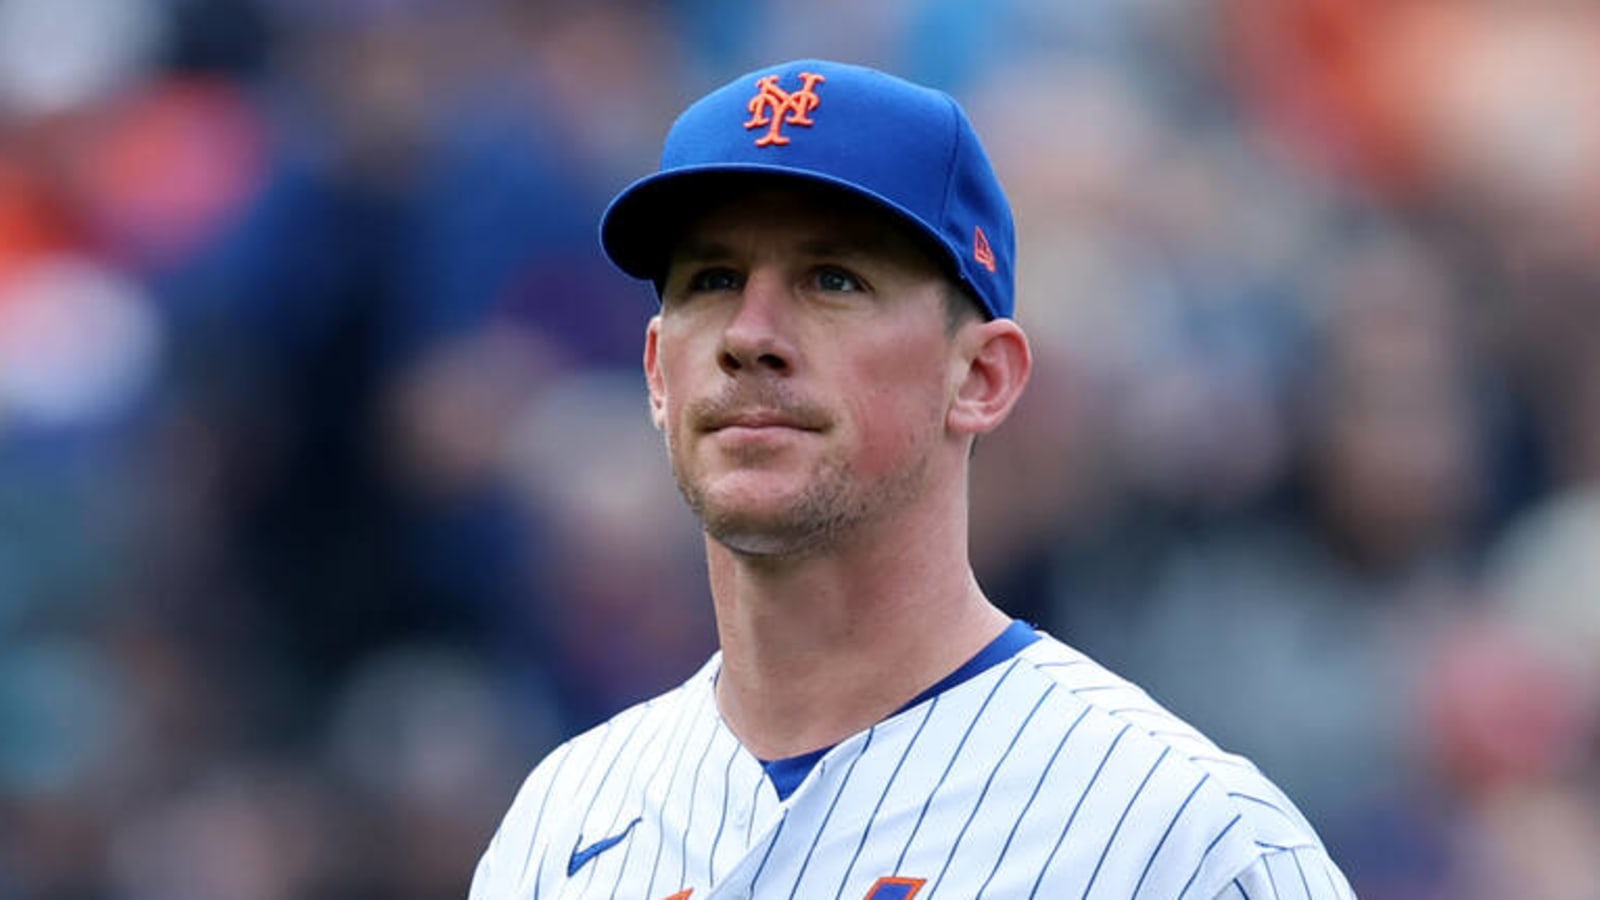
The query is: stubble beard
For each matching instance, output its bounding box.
[669,434,935,560]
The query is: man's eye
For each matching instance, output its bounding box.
[816,267,864,292]
[688,268,742,292]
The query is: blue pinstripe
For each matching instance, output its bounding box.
[976,703,1091,898]
[708,740,740,881]
[832,699,940,900]
[1255,841,1318,852]
[1190,755,1254,770]
[747,808,793,891]
[601,696,699,897]
[592,711,678,890]
[643,690,714,897]
[786,729,878,900]
[676,712,723,891]
[517,742,578,898]
[1177,812,1240,899]
[929,683,1056,896]
[1070,684,1126,695]
[596,712,684,898]
[1321,852,1343,896]
[1228,792,1297,824]
[536,721,630,899]
[1291,849,1312,900]
[893,660,1023,872]
[1130,772,1208,898]
[1027,722,1133,899]
[1081,746,1172,899]
[1262,844,1281,898]
[746,771,761,845]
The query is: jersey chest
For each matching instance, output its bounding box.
[531,671,1230,900]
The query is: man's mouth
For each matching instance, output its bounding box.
[711,411,815,431]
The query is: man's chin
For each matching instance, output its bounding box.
[707,527,810,558]
[675,461,859,557]
[689,490,847,559]
[699,504,808,554]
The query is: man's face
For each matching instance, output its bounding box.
[645,186,963,558]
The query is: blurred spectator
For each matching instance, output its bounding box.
[502,371,713,725]
[1053,235,1489,826]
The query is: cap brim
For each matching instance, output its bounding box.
[599,164,959,286]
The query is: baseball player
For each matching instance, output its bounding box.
[470,59,1355,900]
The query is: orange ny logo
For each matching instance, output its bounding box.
[744,72,826,147]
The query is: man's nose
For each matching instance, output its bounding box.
[718,271,795,376]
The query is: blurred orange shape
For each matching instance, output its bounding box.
[71,77,270,270]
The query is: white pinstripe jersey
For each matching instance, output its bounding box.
[470,629,1356,899]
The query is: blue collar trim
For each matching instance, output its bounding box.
[758,619,1040,800]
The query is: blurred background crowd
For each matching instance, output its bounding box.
[1,0,1598,897]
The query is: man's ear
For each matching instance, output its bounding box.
[947,318,1032,437]
[644,316,667,431]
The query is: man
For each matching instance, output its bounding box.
[470,59,1354,900]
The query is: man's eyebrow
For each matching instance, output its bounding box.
[669,239,734,265]
[795,238,884,259]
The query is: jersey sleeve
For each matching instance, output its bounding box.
[468,739,580,900]
[1211,845,1357,900]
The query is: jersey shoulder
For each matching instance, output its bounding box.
[1016,632,1350,897]
[469,655,719,899]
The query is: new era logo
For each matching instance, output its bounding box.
[744,72,826,147]
[973,226,997,273]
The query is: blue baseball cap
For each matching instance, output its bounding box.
[599,59,1016,319]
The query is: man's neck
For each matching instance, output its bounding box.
[706,515,1011,761]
